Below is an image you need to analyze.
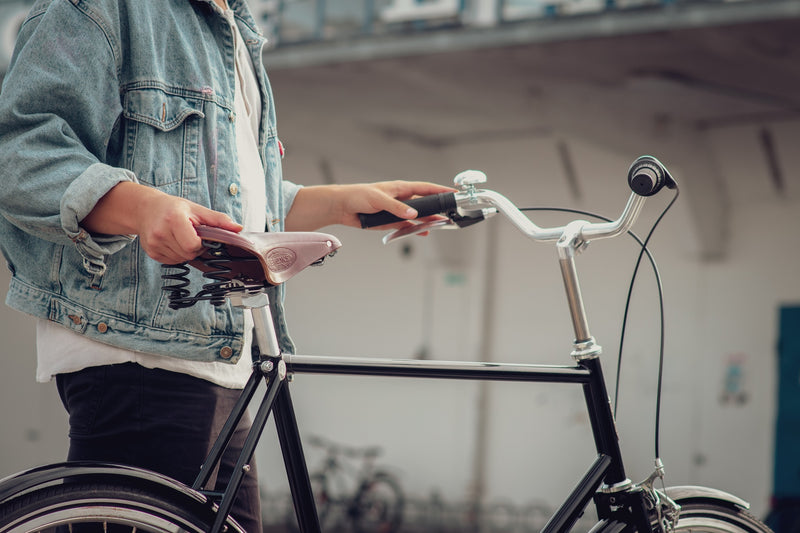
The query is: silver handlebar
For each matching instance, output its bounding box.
[383,171,648,246]
[453,188,647,244]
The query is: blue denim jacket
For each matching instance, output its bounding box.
[0,0,300,363]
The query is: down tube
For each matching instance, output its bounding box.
[581,357,626,484]
[541,454,612,533]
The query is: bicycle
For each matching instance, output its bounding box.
[285,434,404,532]
[0,155,773,533]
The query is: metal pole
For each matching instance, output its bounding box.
[470,220,498,525]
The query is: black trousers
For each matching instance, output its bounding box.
[56,362,262,532]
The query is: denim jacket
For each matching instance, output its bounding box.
[0,0,300,363]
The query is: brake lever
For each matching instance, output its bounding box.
[382,218,456,244]
[381,208,495,244]
[451,210,492,228]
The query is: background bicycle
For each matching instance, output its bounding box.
[285,434,404,533]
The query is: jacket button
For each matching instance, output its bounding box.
[228,183,239,196]
[97,322,108,333]
[220,346,233,359]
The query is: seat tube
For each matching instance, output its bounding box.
[231,292,282,358]
[231,292,321,530]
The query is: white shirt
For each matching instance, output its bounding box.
[36,13,266,389]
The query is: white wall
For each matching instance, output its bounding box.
[0,88,796,526]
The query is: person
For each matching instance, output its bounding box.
[0,0,451,530]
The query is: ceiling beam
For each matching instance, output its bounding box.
[264,0,800,70]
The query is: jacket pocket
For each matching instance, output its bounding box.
[122,86,206,191]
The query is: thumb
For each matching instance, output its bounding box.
[193,207,244,233]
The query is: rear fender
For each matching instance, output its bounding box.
[0,461,207,505]
[0,460,244,532]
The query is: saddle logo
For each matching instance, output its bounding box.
[266,247,297,273]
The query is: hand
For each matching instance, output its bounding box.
[285,181,456,232]
[133,192,243,264]
[81,182,243,264]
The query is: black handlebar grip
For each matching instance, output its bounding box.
[627,155,677,197]
[358,192,458,228]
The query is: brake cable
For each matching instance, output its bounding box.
[521,185,679,459]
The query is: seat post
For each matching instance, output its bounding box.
[230,292,282,358]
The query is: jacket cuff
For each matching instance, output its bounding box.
[282,180,302,214]
[61,163,139,275]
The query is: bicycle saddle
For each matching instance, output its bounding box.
[189,225,342,286]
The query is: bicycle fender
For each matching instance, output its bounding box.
[0,461,232,517]
[588,487,751,533]
[663,485,750,510]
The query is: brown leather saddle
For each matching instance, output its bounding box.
[188,225,342,286]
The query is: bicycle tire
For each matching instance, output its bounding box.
[350,471,404,533]
[670,501,773,533]
[0,479,235,533]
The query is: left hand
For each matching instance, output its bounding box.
[285,181,456,232]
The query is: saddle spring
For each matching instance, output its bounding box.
[160,241,257,309]
[195,245,238,307]
[160,263,194,309]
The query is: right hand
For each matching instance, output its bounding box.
[81,182,243,265]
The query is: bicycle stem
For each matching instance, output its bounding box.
[457,189,647,359]
[557,223,600,359]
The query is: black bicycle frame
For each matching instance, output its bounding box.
[190,204,653,533]
[193,346,638,533]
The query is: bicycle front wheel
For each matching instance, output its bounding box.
[671,501,773,533]
[0,480,234,533]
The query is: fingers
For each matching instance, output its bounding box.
[356,181,456,226]
[195,210,244,234]
[377,197,420,221]
[139,199,242,265]
[367,181,454,213]
[139,221,202,265]
[381,180,456,199]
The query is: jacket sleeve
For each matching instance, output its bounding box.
[0,1,136,275]
[281,179,302,222]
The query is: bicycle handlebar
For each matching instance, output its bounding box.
[361,155,675,245]
[627,155,677,197]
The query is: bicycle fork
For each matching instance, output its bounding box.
[193,292,322,533]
